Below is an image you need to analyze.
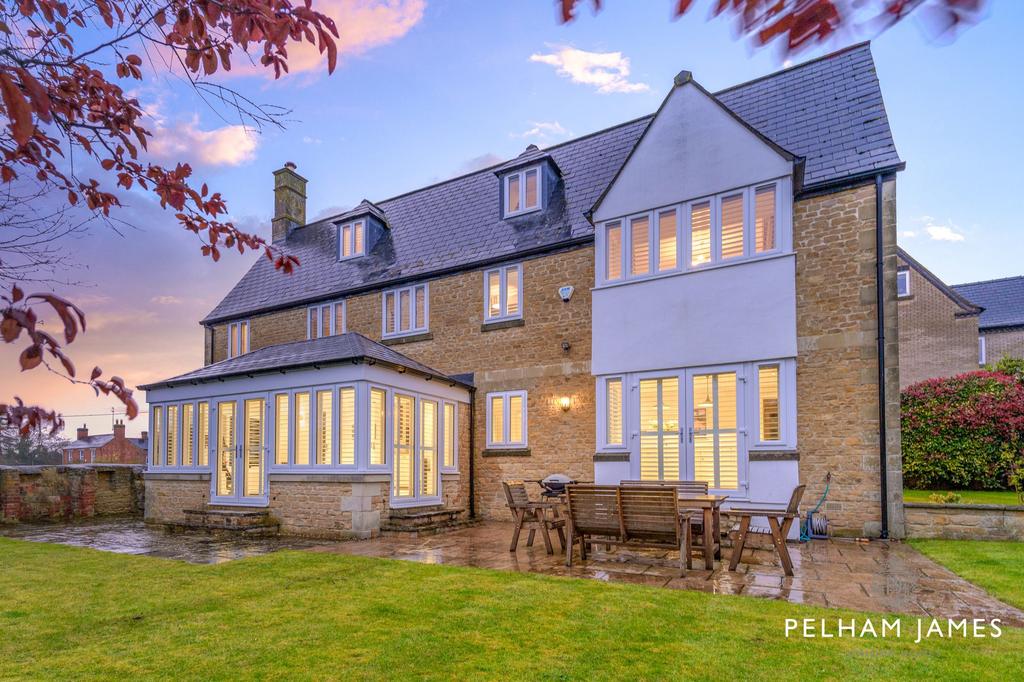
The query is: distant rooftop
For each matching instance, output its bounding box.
[953,276,1024,330]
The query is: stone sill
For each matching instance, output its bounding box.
[481,448,531,458]
[381,332,433,346]
[481,318,525,333]
[593,452,629,462]
[441,472,460,479]
[905,501,1024,512]
[144,471,211,481]
[269,473,391,483]
[749,450,799,462]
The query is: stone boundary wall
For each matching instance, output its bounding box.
[904,502,1024,540]
[0,464,144,523]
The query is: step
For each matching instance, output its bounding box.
[381,507,475,536]
[176,507,280,534]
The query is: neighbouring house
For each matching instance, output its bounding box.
[141,42,906,540]
[953,276,1024,365]
[63,421,148,465]
[896,247,983,387]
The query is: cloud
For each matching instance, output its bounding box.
[148,117,260,167]
[150,295,183,305]
[454,153,503,175]
[899,230,917,239]
[512,121,569,141]
[302,136,323,145]
[912,215,966,242]
[529,46,649,94]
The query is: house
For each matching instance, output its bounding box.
[896,248,983,387]
[953,276,1024,365]
[63,421,148,465]
[141,42,906,540]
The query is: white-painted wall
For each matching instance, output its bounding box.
[592,82,793,223]
[591,254,797,375]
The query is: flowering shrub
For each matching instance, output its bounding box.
[902,371,1024,490]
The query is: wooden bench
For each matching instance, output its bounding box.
[564,485,695,575]
[723,484,806,577]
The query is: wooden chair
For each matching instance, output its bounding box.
[723,484,806,577]
[564,485,695,575]
[502,480,566,555]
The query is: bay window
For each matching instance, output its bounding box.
[599,177,788,283]
[485,264,522,321]
[487,390,527,448]
[227,320,249,358]
[308,301,345,339]
[383,283,428,337]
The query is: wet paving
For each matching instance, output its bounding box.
[0,517,320,564]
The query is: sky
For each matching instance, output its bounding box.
[2,0,1022,440]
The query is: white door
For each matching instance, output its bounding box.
[211,396,268,505]
[391,393,440,506]
[686,368,745,494]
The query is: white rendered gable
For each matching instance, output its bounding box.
[592,79,793,223]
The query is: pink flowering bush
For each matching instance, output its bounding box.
[902,370,1024,491]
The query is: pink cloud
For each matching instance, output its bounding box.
[148,118,260,167]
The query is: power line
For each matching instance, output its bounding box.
[59,411,149,418]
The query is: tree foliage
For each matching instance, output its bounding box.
[0,0,340,434]
[902,370,1024,492]
[0,415,64,464]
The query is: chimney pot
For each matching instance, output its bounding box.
[76,424,88,440]
[272,162,308,244]
[113,421,126,440]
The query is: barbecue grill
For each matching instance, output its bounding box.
[536,473,576,498]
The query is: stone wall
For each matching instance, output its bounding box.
[1,464,144,523]
[905,502,1024,540]
[144,475,210,524]
[897,255,981,387]
[982,327,1024,364]
[794,181,905,538]
[268,477,388,539]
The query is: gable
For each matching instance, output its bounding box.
[592,80,794,223]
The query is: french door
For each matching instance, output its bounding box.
[632,366,746,493]
[212,395,268,505]
[391,393,440,506]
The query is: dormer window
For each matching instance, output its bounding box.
[504,166,541,217]
[339,220,365,259]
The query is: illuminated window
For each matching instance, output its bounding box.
[606,221,622,281]
[758,364,781,442]
[338,387,355,466]
[197,402,209,466]
[486,391,527,448]
[339,220,366,259]
[442,402,457,469]
[182,403,194,467]
[370,388,387,466]
[393,394,414,497]
[275,394,289,465]
[484,264,522,321]
[294,392,310,466]
[630,215,650,276]
[657,209,677,271]
[165,405,178,467]
[382,284,428,337]
[316,390,333,465]
[605,377,624,448]
[690,202,711,267]
[308,301,345,339]
[152,406,163,466]
[504,166,541,217]
[419,400,437,497]
[227,320,249,358]
[754,184,776,253]
[720,194,744,260]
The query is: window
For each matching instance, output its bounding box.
[979,336,986,366]
[152,406,163,466]
[197,402,209,466]
[382,284,428,337]
[897,269,910,298]
[487,390,527,448]
[308,301,345,339]
[485,264,522,321]
[338,387,355,466]
[393,394,415,497]
[274,394,289,465]
[418,400,437,497]
[758,365,781,442]
[504,166,541,216]
[294,392,310,466]
[604,377,625,448]
[182,403,194,467]
[442,402,457,470]
[316,390,333,465]
[227,320,249,358]
[339,220,365,259]
[165,404,178,466]
[600,178,787,283]
[639,377,680,481]
[370,387,387,466]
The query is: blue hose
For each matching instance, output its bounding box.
[800,472,831,541]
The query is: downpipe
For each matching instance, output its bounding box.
[875,173,890,540]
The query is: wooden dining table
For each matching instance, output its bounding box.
[677,494,728,569]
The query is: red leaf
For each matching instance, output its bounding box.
[0,72,34,146]
[1,316,20,342]
[11,285,23,302]
[19,344,42,371]
[91,366,102,380]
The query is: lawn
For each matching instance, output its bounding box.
[909,539,1024,610]
[903,489,1022,505]
[2,539,1022,681]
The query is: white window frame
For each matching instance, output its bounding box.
[148,401,208,471]
[503,165,542,217]
[338,220,366,260]
[307,300,345,339]
[979,335,986,366]
[440,400,458,473]
[226,320,250,358]
[596,375,627,452]
[486,390,528,449]
[897,269,910,298]
[596,177,790,286]
[750,360,796,449]
[483,263,523,322]
[382,283,429,338]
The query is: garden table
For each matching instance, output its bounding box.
[677,494,728,569]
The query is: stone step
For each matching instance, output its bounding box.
[381,506,474,536]
[176,507,280,535]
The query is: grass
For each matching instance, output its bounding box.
[903,489,1022,505]
[909,539,1024,611]
[2,539,1023,681]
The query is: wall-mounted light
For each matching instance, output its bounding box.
[558,396,572,412]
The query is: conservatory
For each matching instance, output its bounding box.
[140,333,471,538]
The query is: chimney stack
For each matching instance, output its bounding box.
[272,161,307,243]
[141,431,149,442]
[113,419,126,440]
[76,424,88,441]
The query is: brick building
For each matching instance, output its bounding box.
[896,248,983,388]
[953,276,1024,365]
[63,420,148,465]
[142,43,906,539]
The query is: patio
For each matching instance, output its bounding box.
[312,521,1024,626]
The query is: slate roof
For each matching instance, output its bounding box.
[64,435,148,450]
[140,333,470,389]
[897,247,982,316]
[204,41,902,324]
[953,277,1024,330]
